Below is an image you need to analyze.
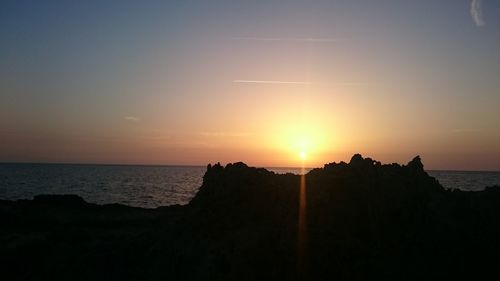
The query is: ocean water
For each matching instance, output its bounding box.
[0,164,205,208]
[427,170,500,192]
[0,163,499,208]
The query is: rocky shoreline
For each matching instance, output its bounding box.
[2,154,500,280]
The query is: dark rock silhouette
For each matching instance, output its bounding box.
[1,154,500,280]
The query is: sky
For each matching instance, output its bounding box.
[1,0,499,170]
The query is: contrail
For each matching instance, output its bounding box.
[233,80,311,85]
[232,37,343,43]
[471,0,485,26]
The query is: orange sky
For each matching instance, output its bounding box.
[1,1,500,170]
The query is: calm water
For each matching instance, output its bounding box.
[0,163,499,208]
[0,164,206,208]
[427,170,500,192]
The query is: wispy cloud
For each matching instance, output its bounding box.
[471,0,485,26]
[233,80,364,86]
[124,116,140,122]
[232,37,343,43]
[200,132,251,138]
[233,80,310,85]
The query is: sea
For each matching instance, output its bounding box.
[1,163,499,208]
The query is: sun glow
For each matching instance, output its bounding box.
[268,123,333,166]
[299,151,307,160]
[260,101,341,166]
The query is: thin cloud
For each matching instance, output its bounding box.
[232,37,343,43]
[200,132,251,138]
[233,80,364,86]
[471,0,485,26]
[124,116,140,122]
[233,79,311,85]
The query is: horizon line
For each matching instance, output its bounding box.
[1,161,499,173]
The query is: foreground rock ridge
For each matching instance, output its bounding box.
[1,154,500,280]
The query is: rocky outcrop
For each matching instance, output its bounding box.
[1,155,500,280]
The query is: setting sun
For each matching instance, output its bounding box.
[299,151,307,160]
[266,120,334,166]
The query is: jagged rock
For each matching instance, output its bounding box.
[349,153,364,166]
[33,194,87,206]
[407,155,424,170]
[1,154,500,281]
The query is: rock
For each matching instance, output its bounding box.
[349,153,364,166]
[1,154,500,280]
[407,155,424,171]
[33,194,87,206]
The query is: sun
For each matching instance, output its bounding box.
[267,116,335,166]
[299,151,307,160]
